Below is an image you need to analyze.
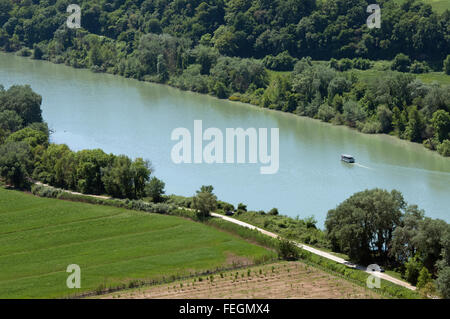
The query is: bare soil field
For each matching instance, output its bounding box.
[103,262,382,299]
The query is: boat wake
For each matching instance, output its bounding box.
[354,163,372,170]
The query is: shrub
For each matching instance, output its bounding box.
[237,203,247,212]
[17,47,31,57]
[263,51,297,71]
[409,60,430,74]
[352,58,372,70]
[437,139,450,156]
[417,267,432,290]
[360,120,382,134]
[277,238,300,261]
[444,55,450,75]
[317,103,336,122]
[391,53,411,72]
[437,266,450,298]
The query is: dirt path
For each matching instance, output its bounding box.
[211,213,416,291]
[34,182,111,199]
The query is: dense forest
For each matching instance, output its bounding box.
[0,0,449,155]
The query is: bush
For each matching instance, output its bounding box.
[409,60,430,74]
[444,55,450,75]
[352,58,372,70]
[237,203,247,212]
[277,238,300,261]
[391,53,411,72]
[417,267,432,290]
[31,184,62,198]
[317,103,336,122]
[360,120,382,134]
[330,58,353,71]
[437,266,450,298]
[17,47,31,57]
[437,139,450,156]
[263,51,297,71]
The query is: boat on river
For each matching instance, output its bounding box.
[341,154,355,163]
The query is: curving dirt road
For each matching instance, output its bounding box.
[211,213,416,291]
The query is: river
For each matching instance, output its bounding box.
[1,52,449,227]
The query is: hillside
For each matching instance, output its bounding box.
[0,187,273,298]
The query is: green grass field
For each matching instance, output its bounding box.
[0,188,273,298]
[267,61,450,86]
[394,0,450,13]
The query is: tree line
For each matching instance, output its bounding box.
[0,84,165,200]
[0,0,448,61]
[326,188,450,297]
[0,0,449,155]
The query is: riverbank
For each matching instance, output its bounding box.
[2,49,449,158]
[2,52,450,225]
[10,183,422,299]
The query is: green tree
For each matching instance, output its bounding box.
[390,205,424,265]
[32,43,43,60]
[145,177,165,203]
[417,267,432,289]
[277,238,300,261]
[0,85,42,125]
[101,155,134,198]
[0,141,32,188]
[75,149,111,195]
[436,267,450,298]
[437,139,450,156]
[342,100,366,127]
[157,54,169,82]
[444,55,450,75]
[192,185,217,219]
[413,217,449,272]
[6,126,49,151]
[325,189,405,264]
[431,110,450,143]
[405,106,424,142]
[0,109,23,133]
[131,158,152,199]
[391,53,411,72]
[404,254,423,285]
[377,105,393,133]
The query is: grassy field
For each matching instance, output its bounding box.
[103,261,382,299]
[394,0,450,13]
[267,62,450,86]
[0,188,274,298]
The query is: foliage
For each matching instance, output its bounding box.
[391,53,411,72]
[0,141,31,188]
[325,189,406,264]
[0,0,448,156]
[145,177,166,203]
[192,185,218,218]
[444,55,450,75]
[277,238,300,261]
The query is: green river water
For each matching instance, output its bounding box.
[1,52,449,227]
